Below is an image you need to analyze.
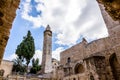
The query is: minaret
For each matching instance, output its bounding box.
[41,25,52,73]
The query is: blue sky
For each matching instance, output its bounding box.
[3,0,108,64]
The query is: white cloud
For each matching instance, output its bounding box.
[32,47,65,64]
[4,48,63,64]
[3,50,42,64]
[33,48,64,64]
[52,47,64,61]
[20,0,108,46]
[21,0,43,27]
[21,0,32,18]
[33,50,42,64]
[3,47,64,66]
[36,3,45,12]
[4,53,18,61]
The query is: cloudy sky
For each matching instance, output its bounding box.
[3,0,108,64]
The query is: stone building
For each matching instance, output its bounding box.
[54,0,120,80]
[40,0,120,80]
[52,58,59,71]
[52,58,60,79]
[0,0,119,80]
[0,60,13,77]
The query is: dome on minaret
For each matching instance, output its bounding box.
[46,25,51,30]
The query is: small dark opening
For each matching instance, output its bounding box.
[0,18,3,26]
[67,57,71,63]
[73,78,76,80]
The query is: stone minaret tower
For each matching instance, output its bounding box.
[41,25,52,73]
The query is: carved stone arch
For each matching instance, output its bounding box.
[109,53,120,80]
[74,63,85,74]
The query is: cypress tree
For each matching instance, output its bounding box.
[16,30,35,72]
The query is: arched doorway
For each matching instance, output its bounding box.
[109,53,120,80]
[74,63,85,74]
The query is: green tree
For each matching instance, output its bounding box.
[15,30,35,72]
[12,58,26,74]
[30,58,41,74]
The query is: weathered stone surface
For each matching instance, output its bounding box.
[0,0,119,80]
[97,2,120,36]
[0,60,13,77]
[0,0,20,64]
[41,25,52,73]
[97,0,120,21]
[56,0,120,80]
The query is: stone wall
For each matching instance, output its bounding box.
[63,73,87,80]
[59,0,120,80]
[0,0,20,63]
[97,0,120,21]
[60,37,112,66]
[97,1,120,37]
[97,0,120,65]
[7,75,49,80]
[0,60,13,77]
[60,41,85,66]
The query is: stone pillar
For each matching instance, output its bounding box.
[0,0,20,64]
[41,25,52,73]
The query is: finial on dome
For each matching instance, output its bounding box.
[46,25,51,30]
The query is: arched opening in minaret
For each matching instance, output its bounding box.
[109,53,120,80]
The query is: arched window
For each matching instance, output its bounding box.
[67,57,71,63]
